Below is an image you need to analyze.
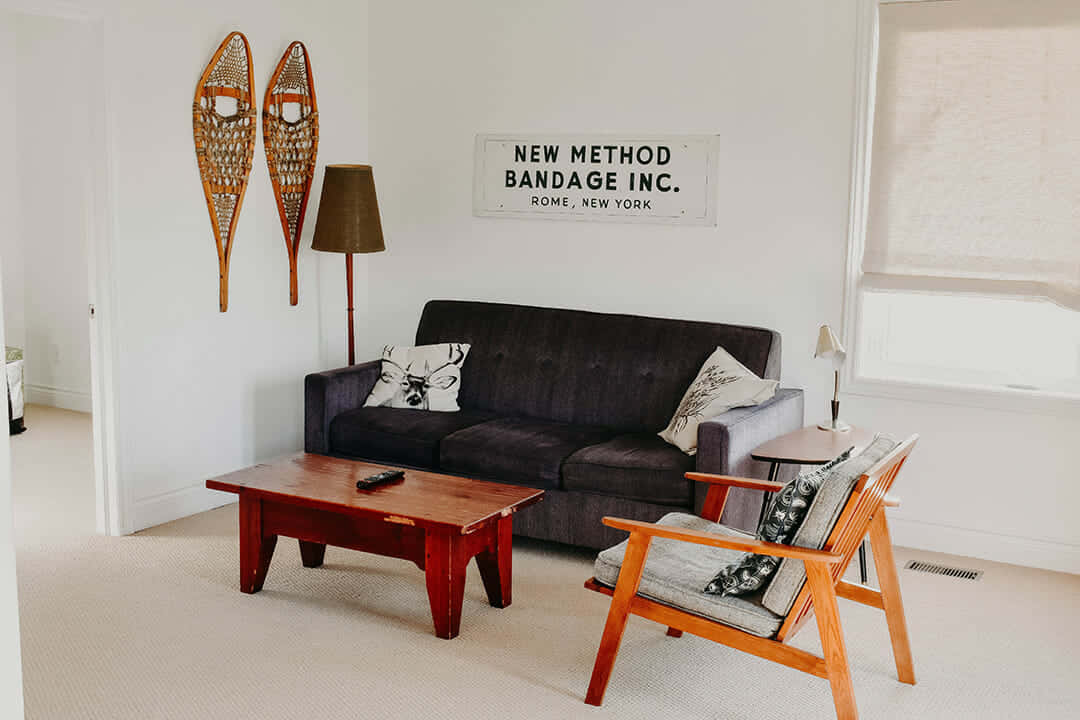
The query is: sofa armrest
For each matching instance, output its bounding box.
[304,360,382,454]
[693,388,804,531]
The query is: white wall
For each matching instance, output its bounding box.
[845,394,1080,573]
[0,10,23,357]
[0,14,26,714]
[13,14,93,412]
[367,0,1079,573]
[367,0,856,409]
[367,0,855,401]
[0,262,25,720]
[366,2,851,436]
[81,0,369,531]
[0,0,369,533]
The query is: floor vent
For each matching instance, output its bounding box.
[904,560,982,581]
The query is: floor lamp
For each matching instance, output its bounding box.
[311,165,385,365]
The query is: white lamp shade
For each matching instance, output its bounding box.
[814,324,846,362]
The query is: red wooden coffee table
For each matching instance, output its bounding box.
[206,453,544,639]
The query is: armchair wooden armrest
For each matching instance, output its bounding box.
[601,516,843,564]
[685,471,786,493]
[686,472,785,523]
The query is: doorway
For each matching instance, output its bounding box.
[1,8,118,543]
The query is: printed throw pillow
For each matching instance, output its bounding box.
[704,554,782,598]
[363,343,471,412]
[704,447,854,597]
[758,446,854,543]
[658,346,778,455]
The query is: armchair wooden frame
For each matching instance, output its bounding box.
[584,435,918,720]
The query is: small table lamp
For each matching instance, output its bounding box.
[815,324,850,432]
[311,164,385,365]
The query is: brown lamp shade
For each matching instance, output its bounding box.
[311,164,386,254]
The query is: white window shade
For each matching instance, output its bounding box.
[864,0,1080,309]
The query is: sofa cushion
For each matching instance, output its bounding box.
[329,406,497,468]
[594,512,783,638]
[562,434,694,506]
[762,434,898,616]
[440,417,616,489]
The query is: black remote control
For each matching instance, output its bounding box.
[356,469,405,489]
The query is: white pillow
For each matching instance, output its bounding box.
[659,346,778,455]
[363,343,471,411]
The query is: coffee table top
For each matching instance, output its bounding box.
[751,425,876,466]
[206,453,544,533]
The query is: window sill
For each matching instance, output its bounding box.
[842,375,1080,419]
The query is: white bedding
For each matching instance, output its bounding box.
[6,353,23,423]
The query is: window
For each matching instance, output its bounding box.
[857,290,1080,395]
[849,0,1080,399]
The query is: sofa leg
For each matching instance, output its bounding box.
[666,627,683,638]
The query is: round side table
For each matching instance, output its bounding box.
[752,425,876,583]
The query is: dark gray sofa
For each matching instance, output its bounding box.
[305,300,804,549]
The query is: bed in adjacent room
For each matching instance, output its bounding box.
[6,346,25,435]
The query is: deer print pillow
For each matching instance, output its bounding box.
[658,346,778,454]
[363,343,471,412]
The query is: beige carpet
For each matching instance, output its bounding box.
[12,405,1080,719]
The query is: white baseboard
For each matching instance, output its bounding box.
[130,483,236,533]
[25,384,92,413]
[889,516,1080,576]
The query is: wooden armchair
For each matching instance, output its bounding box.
[583,435,918,720]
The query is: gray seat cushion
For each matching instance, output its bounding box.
[440,417,615,489]
[562,434,695,507]
[329,406,497,468]
[762,434,898,616]
[594,512,784,638]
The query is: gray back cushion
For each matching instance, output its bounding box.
[415,300,781,433]
[761,435,898,616]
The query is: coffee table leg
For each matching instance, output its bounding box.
[425,531,467,639]
[298,540,327,568]
[239,494,277,594]
[476,514,512,609]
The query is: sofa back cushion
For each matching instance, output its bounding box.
[414,300,781,433]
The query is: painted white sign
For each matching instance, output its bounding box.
[473,134,719,225]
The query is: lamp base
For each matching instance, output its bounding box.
[817,420,851,433]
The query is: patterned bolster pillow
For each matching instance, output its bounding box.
[704,446,854,597]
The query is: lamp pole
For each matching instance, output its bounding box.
[346,253,355,365]
[832,368,841,429]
